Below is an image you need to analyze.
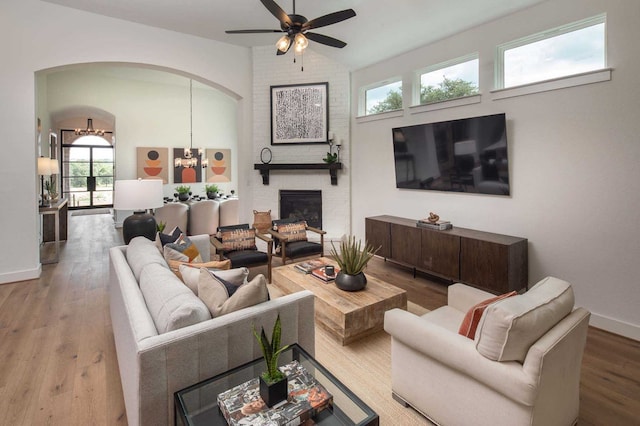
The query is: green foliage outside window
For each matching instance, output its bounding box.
[367,89,403,114]
[420,77,478,104]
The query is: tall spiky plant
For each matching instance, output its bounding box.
[253,314,289,384]
[330,235,380,275]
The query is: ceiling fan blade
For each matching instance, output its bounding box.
[305,32,347,48]
[303,9,356,30]
[226,29,283,34]
[260,0,292,27]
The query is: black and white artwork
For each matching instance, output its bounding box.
[271,82,328,145]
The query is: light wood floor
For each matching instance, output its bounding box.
[0,213,638,425]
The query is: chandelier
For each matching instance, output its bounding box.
[174,80,208,169]
[75,118,105,136]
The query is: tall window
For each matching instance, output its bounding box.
[364,80,402,115]
[497,14,606,89]
[418,54,479,104]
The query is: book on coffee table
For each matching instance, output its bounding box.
[311,266,339,282]
[294,259,326,274]
[217,360,333,426]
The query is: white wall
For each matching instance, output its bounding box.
[351,0,640,340]
[250,46,351,242]
[0,0,252,284]
[44,67,239,203]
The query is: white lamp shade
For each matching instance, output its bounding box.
[113,179,164,211]
[49,158,60,175]
[37,157,51,175]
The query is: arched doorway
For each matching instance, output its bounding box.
[60,131,114,209]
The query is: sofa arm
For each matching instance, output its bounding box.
[447,283,496,313]
[384,308,537,406]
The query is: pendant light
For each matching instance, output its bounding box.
[175,80,207,169]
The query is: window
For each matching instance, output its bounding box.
[418,54,479,104]
[364,80,402,115]
[497,14,606,89]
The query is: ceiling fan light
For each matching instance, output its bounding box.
[276,35,291,52]
[294,33,308,51]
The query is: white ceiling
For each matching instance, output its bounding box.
[42,0,546,70]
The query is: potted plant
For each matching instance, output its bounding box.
[44,179,59,202]
[204,183,219,199]
[330,235,380,292]
[253,314,289,407]
[175,185,191,201]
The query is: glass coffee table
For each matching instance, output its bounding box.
[175,343,379,425]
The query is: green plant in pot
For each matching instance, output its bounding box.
[175,185,191,201]
[44,178,58,202]
[253,314,289,407]
[330,235,380,292]
[204,183,219,199]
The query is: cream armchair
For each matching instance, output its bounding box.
[384,277,590,426]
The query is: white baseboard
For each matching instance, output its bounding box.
[0,264,41,285]
[590,313,640,342]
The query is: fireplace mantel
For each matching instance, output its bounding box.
[254,163,343,185]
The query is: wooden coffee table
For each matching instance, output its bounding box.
[272,257,407,345]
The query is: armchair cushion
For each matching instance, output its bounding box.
[197,269,269,317]
[225,249,270,268]
[458,291,517,339]
[280,240,322,258]
[475,277,575,362]
[218,224,257,251]
[275,221,308,243]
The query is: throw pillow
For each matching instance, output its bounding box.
[163,234,203,263]
[154,226,183,252]
[198,269,269,317]
[458,291,517,339]
[276,221,308,243]
[219,228,257,251]
[180,264,248,295]
[168,259,231,282]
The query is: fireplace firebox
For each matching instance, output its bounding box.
[279,190,322,229]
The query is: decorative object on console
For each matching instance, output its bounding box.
[253,314,289,408]
[330,235,380,292]
[175,185,191,202]
[114,179,164,244]
[204,183,219,199]
[137,147,168,183]
[427,212,439,223]
[270,82,328,145]
[417,215,452,231]
[260,147,272,164]
[43,157,60,202]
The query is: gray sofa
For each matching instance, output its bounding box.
[108,235,315,426]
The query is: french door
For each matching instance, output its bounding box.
[61,131,114,209]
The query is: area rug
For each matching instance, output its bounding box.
[313,302,432,425]
[71,208,112,216]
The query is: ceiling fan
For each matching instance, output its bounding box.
[225,0,356,55]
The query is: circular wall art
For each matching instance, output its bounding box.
[260,147,272,164]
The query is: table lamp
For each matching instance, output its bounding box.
[37,156,52,206]
[114,179,164,244]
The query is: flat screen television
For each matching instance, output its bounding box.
[392,113,510,196]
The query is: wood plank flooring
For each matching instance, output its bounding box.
[0,213,638,425]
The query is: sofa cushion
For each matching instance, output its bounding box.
[139,262,211,333]
[179,265,249,295]
[458,291,517,339]
[475,277,575,362]
[126,236,168,282]
[163,234,203,263]
[197,269,268,317]
[167,258,231,281]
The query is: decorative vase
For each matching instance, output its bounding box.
[335,271,367,292]
[259,375,288,408]
[178,193,189,201]
[206,191,217,200]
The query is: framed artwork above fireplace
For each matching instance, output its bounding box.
[271,82,329,145]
